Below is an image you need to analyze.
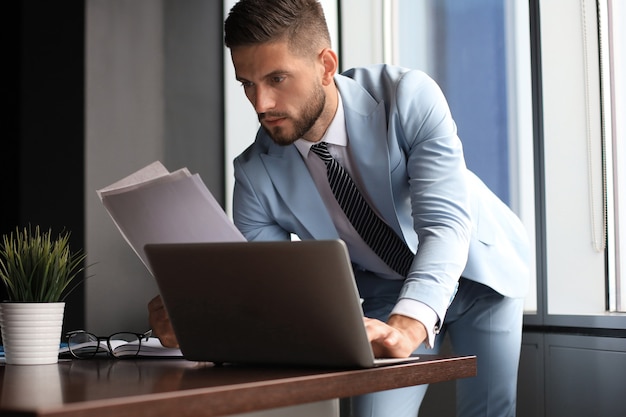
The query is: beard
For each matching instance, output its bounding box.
[259,83,326,146]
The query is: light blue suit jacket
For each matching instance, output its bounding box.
[233,65,530,321]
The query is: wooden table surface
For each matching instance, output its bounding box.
[0,355,476,417]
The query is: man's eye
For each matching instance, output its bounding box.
[240,81,253,88]
[271,76,285,84]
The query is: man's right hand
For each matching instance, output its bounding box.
[363,315,426,358]
[148,295,179,348]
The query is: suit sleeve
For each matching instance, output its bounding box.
[393,70,472,322]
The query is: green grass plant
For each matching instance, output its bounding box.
[0,226,87,302]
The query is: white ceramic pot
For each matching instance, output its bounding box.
[0,302,65,365]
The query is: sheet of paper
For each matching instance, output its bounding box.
[98,168,192,198]
[97,161,173,199]
[98,162,245,273]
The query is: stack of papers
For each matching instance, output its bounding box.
[97,161,245,273]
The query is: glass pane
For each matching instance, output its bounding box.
[109,332,141,357]
[395,0,537,311]
[68,332,102,358]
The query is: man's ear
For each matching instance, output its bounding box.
[320,48,338,86]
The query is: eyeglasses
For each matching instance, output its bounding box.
[66,330,152,359]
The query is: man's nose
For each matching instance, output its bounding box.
[252,86,275,114]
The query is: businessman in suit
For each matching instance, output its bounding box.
[149,0,530,415]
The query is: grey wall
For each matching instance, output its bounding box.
[85,0,223,334]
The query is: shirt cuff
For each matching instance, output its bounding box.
[390,299,439,349]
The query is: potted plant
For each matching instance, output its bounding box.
[0,225,87,365]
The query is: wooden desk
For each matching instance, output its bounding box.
[0,355,476,417]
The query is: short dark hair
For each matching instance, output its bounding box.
[224,0,331,58]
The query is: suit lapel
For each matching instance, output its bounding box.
[260,144,339,240]
[335,75,406,238]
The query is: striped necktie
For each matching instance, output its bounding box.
[310,142,414,276]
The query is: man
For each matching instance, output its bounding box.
[149,0,530,415]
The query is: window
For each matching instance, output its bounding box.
[540,0,626,318]
[380,0,624,322]
[389,0,537,312]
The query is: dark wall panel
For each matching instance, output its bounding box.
[545,334,626,417]
[518,333,545,417]
[3,0,85,331]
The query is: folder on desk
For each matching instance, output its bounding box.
[97,161,245,273]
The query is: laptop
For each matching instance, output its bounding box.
[144,239,419,368]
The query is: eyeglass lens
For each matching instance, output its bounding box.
[108,333,143,358]
[67,332,102,359]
